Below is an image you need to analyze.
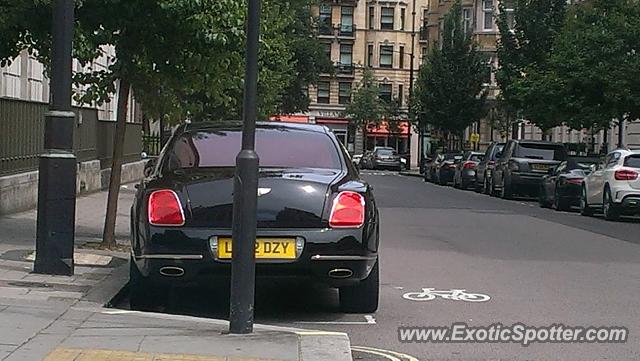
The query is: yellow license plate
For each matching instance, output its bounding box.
[217,238,296,260]
[532,164,549,171]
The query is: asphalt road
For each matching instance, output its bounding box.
[119,171,640,361]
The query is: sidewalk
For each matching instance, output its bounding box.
[0,186,352,361]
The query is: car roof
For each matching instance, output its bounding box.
[182,121,331,135]
[513,140,564,146]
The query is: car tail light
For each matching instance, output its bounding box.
[329,191,365,228]
[566,178,583,185]
[615,169,639,181]
[463,162,476,169]
[148,190,185,226]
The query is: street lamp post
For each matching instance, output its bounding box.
[34,0,76,276]
[229,0,261,334]
[409,0,417,169]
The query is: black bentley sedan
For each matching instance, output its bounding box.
[130,122,380,313]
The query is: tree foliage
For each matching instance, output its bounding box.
[344,68,387,130]
[495,0,568,133]
[413,0,487,139]
[545,0,640,131]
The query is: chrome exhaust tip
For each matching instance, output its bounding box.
[159,266,185,277]
[328,268,353,279]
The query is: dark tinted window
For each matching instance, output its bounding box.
[624,155,640,168]
[491,144,505,160]
[444,153,462,160]
[165,128,342,170]
[515,144,566,161]
[376,149,396,156]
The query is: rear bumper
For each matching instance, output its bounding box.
[511,172,544,187]
[132,227,378,288]
[372,160,401,169]
[461,170,476,182]
[439,169,455,181]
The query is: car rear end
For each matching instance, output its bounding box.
[509,142,567,195]
[372,148,402,170]
[460,153,484,188]
[609,152,640,213]
[132,124,379,292]
[439,153,462,183]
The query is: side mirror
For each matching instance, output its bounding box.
[143,159,156,177]
[590,164,597,172]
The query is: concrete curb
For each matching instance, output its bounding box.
[296,331,352,361]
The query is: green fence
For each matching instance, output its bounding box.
[0,97,142,177]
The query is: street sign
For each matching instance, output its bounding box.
[470,133,480,143]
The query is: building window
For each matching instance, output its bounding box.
[317,81,330,104]
[379,45,394,68]
[379,83,392,103]
[421,46,428,61]
[381,7,394,30]
[367,44,374,67]
[340,6,354,36]
[482,56,494,85]
[482,0,495,31]
[339,44,353,73]
[462,8,472,36]
[504,0,515,29]
[400,8,406,30]
[398,84,404,105]
[399,46,405,69]
[368,6,375,29]
[322,42,332,63]
[339,82,352,104]
[319,4,332,35]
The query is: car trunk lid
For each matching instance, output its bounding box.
[168,168,341,228]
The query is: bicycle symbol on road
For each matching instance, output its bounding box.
[402,288,491,303]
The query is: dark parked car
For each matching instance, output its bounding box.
[370,147,402,171]
[475,142,505,194]
[492,140,568,199]
[423,155,440,182]
[539,157,599,211]
[130,122,380,313]
[453,152,485,190]
[432,152,463,185]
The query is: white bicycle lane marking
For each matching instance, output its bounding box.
[351,346,420,361]
[295,314,376,325]
[402,288,491,302]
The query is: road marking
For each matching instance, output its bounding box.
[296,314,376,325]
[402,288,490,302]
[351,346,420,361]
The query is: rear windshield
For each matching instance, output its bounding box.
[624,155,640,168]
[515,144,567,161]
[377,149,396,156]
[469,154,484,162]
[164,128,342,170]
[444,153,462,160]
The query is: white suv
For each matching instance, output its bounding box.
[580,149,640,220]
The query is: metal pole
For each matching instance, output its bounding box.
[617,118,625,149]
[229,0,261,334]
[409,0,417,169]
[34,0,76,276]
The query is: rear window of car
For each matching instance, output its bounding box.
[469,154,484,162]
[164,128,342,170]
[376,149,396,156]
[515,144,567,161]
[444,153,461,160]
[624,155,640,168]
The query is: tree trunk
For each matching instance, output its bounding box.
[101,79,130,248]
[617,117,625,149]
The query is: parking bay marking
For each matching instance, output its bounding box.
[351,346,420,361]
[296,314,376,325]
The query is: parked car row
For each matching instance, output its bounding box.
[422,140,640,222]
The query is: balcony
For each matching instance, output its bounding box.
[335,63,355,76]
[338,23,355,38]
[419,26,429,42]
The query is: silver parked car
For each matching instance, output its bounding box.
[580,149,640,221]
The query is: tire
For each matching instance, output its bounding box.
[500,178,513,200]
[580,186,594,217]
[474,177,482,193]
[554,190,571,212]
[339,260,379,313]
[603,187,620,221]
[539,188,552,208]
[483,177,491,195]
[460,179,468,190]
[129,257,167,311]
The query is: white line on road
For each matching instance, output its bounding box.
[296,314,376,325]
[351,346,420,361]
